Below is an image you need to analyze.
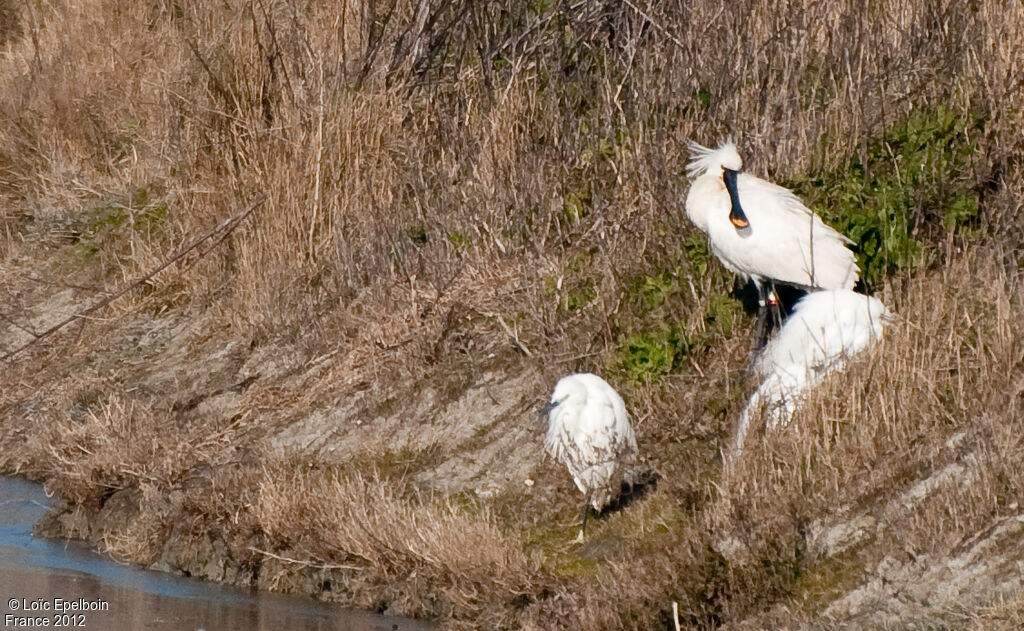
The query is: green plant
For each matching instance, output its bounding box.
[447,230,472,255]
[614,259,743,385]
[616,324,690,383]
[635,269,677,311]
[565,279,597,311]
[787,104,984,287]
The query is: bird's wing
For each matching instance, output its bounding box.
[578,399,618,456]
[544,405,574,463]
[732,174,860,289]
[596,393,639,459]
[738,176,815,222]
[616,410,639,455]
[755,290,889,378]
[736,362,808,450]
[684,174,725,234]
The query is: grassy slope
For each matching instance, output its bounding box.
[1,1,1023,629]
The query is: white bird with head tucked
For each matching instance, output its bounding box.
[541,373,638,542]
[685,141,860,340]
[733,289,891,451]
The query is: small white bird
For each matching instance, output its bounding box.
[734,289,891,450]
[685,141,860,338]
[541,373,638,541]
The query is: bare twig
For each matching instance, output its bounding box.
[0,310,39,338]
[247,546,364,571]
[622,0,686,51]
[309,58,325,259]
[478,309,534,358]
[183,36,235,109]
[1,194,268,363]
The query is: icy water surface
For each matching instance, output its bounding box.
[0,476,433,631]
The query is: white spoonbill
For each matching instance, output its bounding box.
[541,373,638,541]
[733,289,891,451]
[685,141,860,336]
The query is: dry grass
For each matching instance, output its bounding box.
[256,462,540,624]
[34,395,249,503]
[704,253,1024,619]
[503,252,1022,630]
[965,591,1024,630]
[1,0,1024,629]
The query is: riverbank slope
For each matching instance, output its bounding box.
[2,1,1023,628]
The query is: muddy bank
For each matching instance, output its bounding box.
[3,259,1023,631]
[0,476,433,631]
[3,0,1024,627]
[0,277,555,625]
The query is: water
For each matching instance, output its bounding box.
[0,477,433,631]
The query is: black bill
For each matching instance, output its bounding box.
[537,400,559,419]
[723,168,749,229]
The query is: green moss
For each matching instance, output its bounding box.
[616,325,691,383]
[445,489,487,516]
[80,184,169,245]
[491,56,510,71]
[683,234,732,288]
[562,188,588,223]
[543,275,558,296]
[522,497,687,581]
[566,280,596,311]
[602,494,688,550]
[550,249,599,312]
[120,117,140,134]
[786,104,985,287]
[612,265,743,384]
[521,522,605,578]
[704,292,741,339]
[89,205,128,231]
[342,445,444,483]
[58,183,170,268]
[404,223,428,245]
[528,0,553,15]
[788,553,868,616]
[635,269,676,311]
[446,230,472,255]
[696,88,711,110]
[580,136,618,167]
[71,239,100,260]
[91,184,169,234]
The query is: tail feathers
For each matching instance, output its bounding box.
[733,366,807,452]
[588,464,659,512]
[577,463,657,511]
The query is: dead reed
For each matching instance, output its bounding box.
[1,0,1023,628]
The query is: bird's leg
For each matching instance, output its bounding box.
[575,495,592,543]
[751,307,768,352]
[751,282,769,352]
[767,281,784,331]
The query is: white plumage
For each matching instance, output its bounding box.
[734,289,892,450]
[543,373,638,540]
[685,141,860,293]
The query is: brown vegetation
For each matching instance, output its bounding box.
[1,0,1023,629]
